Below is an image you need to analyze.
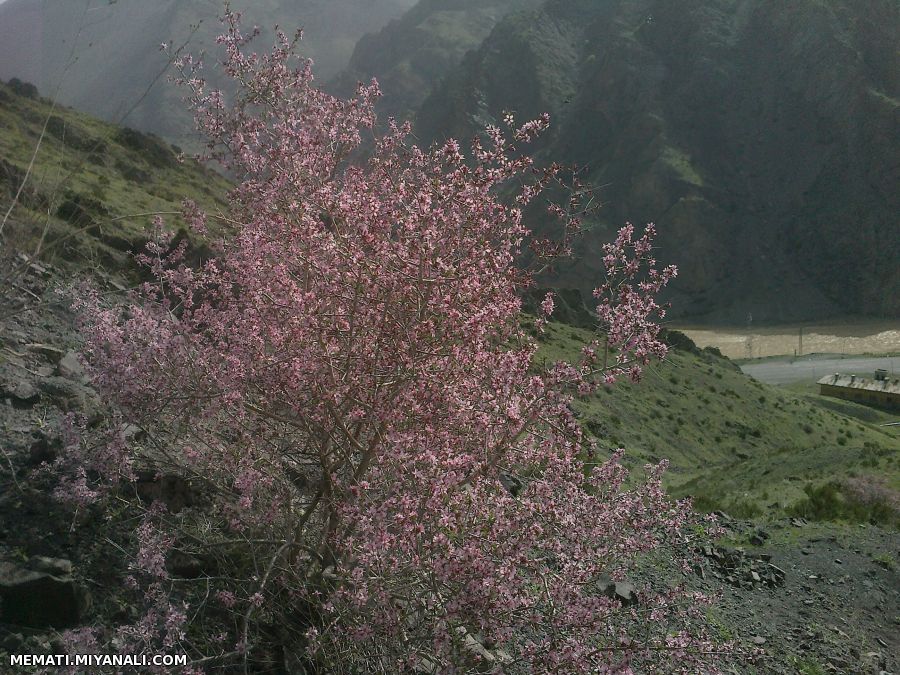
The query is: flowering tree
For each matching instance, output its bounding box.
[67,11,724,673]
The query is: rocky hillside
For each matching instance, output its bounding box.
[0,0,415,146]
[332,0,541,122]
[0,263,896,673]
[411,0,899,323]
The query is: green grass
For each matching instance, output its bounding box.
[789,657,828,675]
[0,79,231,273]
[535,321,900,521]
[787,481,899,528]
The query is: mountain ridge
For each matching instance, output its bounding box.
[409,0,899,322]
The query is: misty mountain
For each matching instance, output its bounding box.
[406,0,898,322]
[0,0,415,145]
[332,0,541,123]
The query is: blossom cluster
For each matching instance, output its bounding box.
[67,10,725,673]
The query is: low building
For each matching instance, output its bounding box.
[817,370,900,410]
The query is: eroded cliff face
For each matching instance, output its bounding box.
[414,0,899,322]
[332,0,542,122]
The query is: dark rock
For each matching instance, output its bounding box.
[120,424,143,441]
[29,556,73,576]
[25,343,65,364]
[166,551,204,579]
[0,560,88,628]
[28,432,61,465]
[499,471,523,497]
[37,376,99,412]
[133,471,194,512]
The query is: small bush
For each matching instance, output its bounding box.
[721,497,763,519]
[787,479,899,528]
[115,126,176,168]
[691,494,762,519]
[7,77,38,98]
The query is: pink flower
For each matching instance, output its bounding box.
[66,10,722,673]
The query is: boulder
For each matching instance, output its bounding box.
[29,557,73,576]
[599,579,638,607]
[56,351,85,380]
[25,343,65,364]
[2,380,40,407]
[28,432,61,465]
[498,471,523,497]
[0,559,88,628]
[37,376,99,413]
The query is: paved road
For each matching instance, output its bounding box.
[740,355,900,385]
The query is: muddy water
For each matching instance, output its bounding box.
[672,320,900,360]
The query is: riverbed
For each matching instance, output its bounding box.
[673,320,900,360]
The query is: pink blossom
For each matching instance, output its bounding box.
[66,10,726,673]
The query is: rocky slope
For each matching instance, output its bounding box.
[0,258,896,673]
[0,0,415,146]
[412,0,899,323]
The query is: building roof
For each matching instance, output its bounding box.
[817,372,900,396]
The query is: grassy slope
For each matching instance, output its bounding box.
[536,321,900,518]
[0,80,231,271]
